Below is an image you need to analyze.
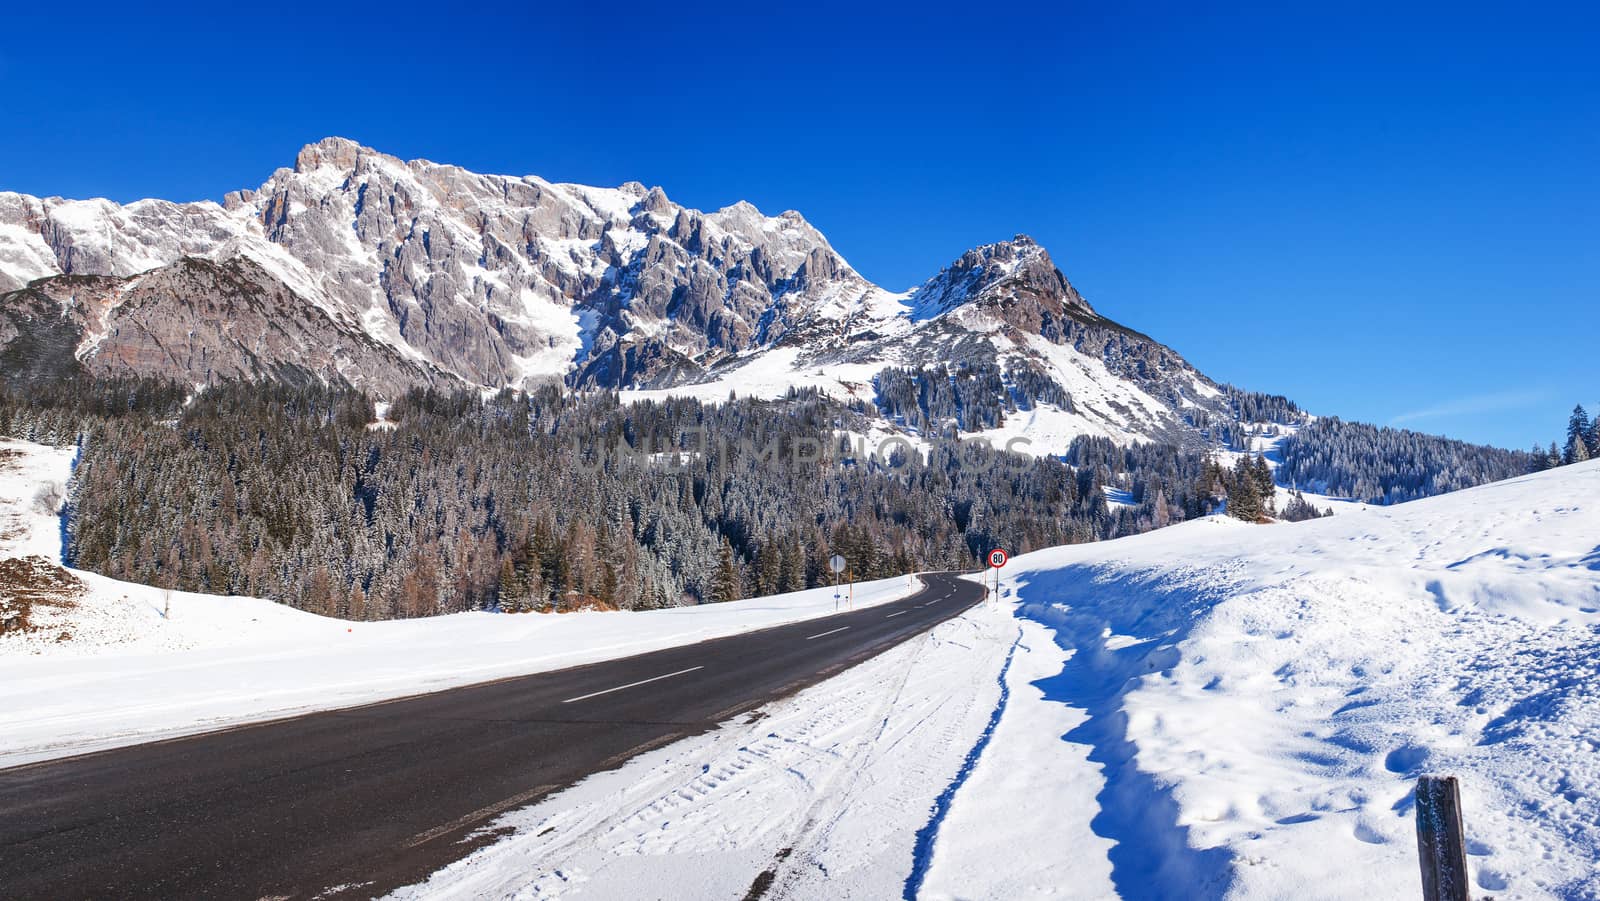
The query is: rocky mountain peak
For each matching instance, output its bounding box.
[293,136,366,174]
[640,185,673,214]
[907,235,1090,324]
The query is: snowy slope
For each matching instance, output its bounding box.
[0,440,924,767]
[0,439,75,560]
[989,460,1600,900]
[393,462,1600,900]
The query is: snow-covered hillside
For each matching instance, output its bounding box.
[394,461,1600,900]
[0,439,922,767]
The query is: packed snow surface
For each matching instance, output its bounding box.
[399,461,1600,900]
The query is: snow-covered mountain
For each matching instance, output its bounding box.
[0,137,1223,446]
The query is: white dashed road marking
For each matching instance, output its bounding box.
[562,666,705,704]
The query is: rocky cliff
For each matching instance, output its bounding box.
[0,138,1226,446]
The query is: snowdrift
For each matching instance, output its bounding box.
[1003,460,1600,899]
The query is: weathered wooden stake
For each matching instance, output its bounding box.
[1416,775,1471,901]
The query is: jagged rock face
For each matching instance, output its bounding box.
[0,258,443,392]
[854,236,1215,419]
[0,138,894,393]
[0,281,84,389]
[0,137,1227,446]
[906,235,1090,323]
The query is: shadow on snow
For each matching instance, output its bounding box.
[1013,564,1235,900]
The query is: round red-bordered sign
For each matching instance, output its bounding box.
[988,548,1008,568]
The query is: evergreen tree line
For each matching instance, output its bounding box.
[1181,387,1309,452]
[0,379,1120,619]
[1190,452,1335,522]
[1530,403,1600,468]
[1054,436,1331,528]
[872,362,1074,434]
[1222,386,1309,427]
[1276,417,1534,504]
[0,375,1528,619]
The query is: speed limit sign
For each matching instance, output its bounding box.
[988,548,1008,568]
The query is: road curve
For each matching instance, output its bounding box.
[0,571,986,899]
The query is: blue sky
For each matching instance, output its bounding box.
[3,1,1594,450]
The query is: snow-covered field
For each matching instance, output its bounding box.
[0,439,923,767]
[397,461,1600,900]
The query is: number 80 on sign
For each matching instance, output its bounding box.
[987,549,1008,568]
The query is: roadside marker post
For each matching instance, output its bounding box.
[988,548,1008,602]
[1415,775,1471,901]
[829,554,846,611]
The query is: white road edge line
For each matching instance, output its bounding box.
[805,626,851,641]
[561,666,705,704]
[885,611,908,618]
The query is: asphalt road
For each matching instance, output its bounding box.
[0,571,986,900]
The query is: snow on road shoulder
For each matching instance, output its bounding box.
[389,601,1037,901]
[1001,461,1600,900]
[917,589,1116,899]
[0,439,925,768]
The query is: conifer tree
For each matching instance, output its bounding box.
[1229,456,1262,522]
[1251,454,1275,515]
[1566,405,1592,464]
[755,536,781,598]
[710,539,740,603]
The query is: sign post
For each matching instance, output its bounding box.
[829,554,847,610]
[987,548,1008,601]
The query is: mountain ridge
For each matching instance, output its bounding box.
[0,137,1223,449]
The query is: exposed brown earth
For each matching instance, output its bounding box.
[0,555,84,637]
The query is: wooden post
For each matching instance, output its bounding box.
[1415,775,1471,901]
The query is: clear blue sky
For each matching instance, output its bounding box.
[3,1,1595,450]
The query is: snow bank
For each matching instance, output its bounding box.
[999,460,1600,900]
[0,440,924,767]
